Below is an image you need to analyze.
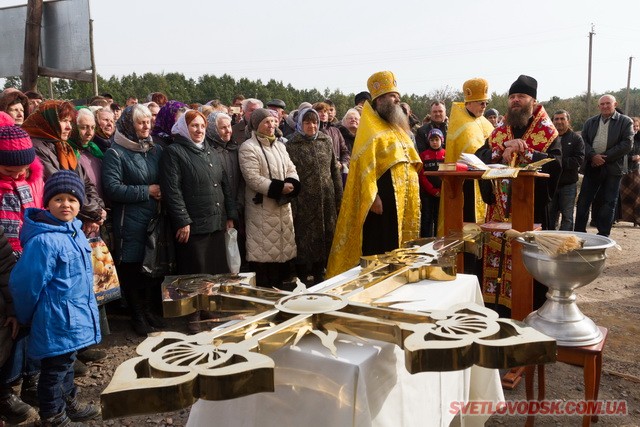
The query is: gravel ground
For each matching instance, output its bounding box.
[8,223,639,427]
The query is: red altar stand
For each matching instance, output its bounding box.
[425,170,549,389]
[524,326,609,427]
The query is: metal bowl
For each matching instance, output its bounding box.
[516,231,616,292]
[516,231,616,347]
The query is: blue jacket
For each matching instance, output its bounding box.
[9,208,101,359]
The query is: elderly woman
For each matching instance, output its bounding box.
[239,109,300,289]
[0,91,29,126]
[338,108,361,153]
[286,108,342,285]
[151,100,188,148]
[93,107,116,153]
[68,108,104,200]
[22,100,105,234]
[102,104,164,336]
[312,102,350,176]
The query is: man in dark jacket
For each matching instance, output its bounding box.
[575,94,633,237]
[415,101,448,153]
[549,110,585,231]
[231,98,263,145]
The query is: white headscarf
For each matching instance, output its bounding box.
[171,110,204,150]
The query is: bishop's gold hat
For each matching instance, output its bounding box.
[463,78,489,103]
[367,71,399,101]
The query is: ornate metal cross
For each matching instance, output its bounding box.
[101,248,555,419]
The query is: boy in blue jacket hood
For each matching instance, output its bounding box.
[9,170,101,425]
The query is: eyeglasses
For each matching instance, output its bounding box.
[475,101,489,106]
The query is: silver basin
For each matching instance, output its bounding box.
[516,231,616,347]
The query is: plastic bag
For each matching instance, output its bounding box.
[142,204,176,278]
[225,228,241,274]
[89,236,121,304]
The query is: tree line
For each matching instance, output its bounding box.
[4,73,640,130]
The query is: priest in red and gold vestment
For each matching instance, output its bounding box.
[476,75,562,316]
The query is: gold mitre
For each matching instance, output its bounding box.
[367,71,399,101]
[463,78,489,102]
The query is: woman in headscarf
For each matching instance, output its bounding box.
[161,111,238,332]
[22,100,105,235]
[239,109,300,289]
[286,108,342,285]
[206,112,244,218]
[151,100,188,148]
[102,104,164,336]
[161,110,237,275]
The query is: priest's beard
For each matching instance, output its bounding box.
[506,100,534,129]
[375,98,411,133]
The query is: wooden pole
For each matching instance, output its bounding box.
[586,24,595,116]
[21,0,43,92]
[625,56,633,115]
[89,18,98,96]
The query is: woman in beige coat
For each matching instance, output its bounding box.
[239,109,300,288]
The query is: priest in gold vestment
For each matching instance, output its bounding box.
[326,71,422,277]
[437,78,495,235]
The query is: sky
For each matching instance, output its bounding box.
[2,0,640,102]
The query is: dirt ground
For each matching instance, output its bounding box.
[9,222,640,427]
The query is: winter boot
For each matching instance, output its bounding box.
[76,348,107,363]
[19,373,39,407]
[39,411,85,426]
[0,387,36,424]
[143,286,167,329]
[65,395,100,422]
[142,306,167,329]
[73,360,88,377]
[131,309,154,336]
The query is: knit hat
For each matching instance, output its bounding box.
[44,170,85,208]
[509,75,537,99]
[427,128,444,141]
[0,112,36,166]
[463,78,489,103]
[249,108,276,133]
[484,108,499,118]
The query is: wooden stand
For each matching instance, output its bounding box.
[424,170,548,321]
[524,326,609,427]
[425,170,549,391]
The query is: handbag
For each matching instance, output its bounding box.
[89,236,121,304]
[141,202,176,278]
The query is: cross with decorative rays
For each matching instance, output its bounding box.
[101,247,556,419]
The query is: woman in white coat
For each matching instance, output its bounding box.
[239,109,300,289]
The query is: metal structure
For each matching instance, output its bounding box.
[0,0,91,79]
[101,246,557,419]
[518,231,616,346]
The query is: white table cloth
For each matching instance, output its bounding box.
[187,273,504,427]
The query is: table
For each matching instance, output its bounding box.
[186,273,504,427]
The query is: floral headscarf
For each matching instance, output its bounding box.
[151,100,187,138]
[22,100,78,170]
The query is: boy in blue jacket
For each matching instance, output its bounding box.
[9,171,101,426]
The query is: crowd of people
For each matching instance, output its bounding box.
[0,70,638,425]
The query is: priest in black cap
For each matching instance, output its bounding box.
[476,75,562,316]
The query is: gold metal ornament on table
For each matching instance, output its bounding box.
[101,244,556,419]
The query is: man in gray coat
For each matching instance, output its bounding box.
[575,95,633,237]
